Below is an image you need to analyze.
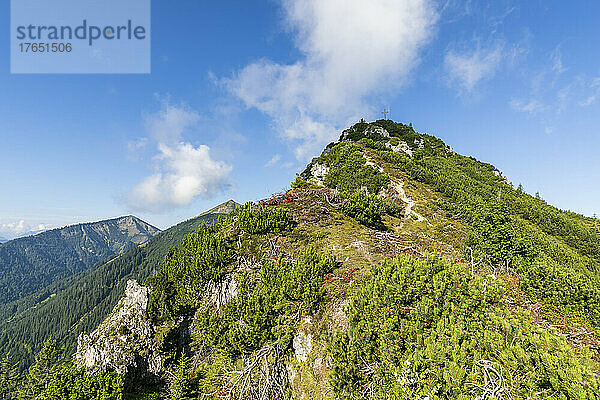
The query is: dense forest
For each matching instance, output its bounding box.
[0,216,159,305]
[1,122,599,399]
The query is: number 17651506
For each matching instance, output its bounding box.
[19,42,72,52]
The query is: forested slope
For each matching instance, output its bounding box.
[0,216,159,304]
[0,201,237,371]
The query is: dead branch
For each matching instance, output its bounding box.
[467,359,513,400]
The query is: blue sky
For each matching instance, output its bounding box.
[0,0,599,238]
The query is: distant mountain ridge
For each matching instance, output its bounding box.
[0,201,238,371]
[200,199,239,215]
[0,215,159,305]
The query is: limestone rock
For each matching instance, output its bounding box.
[307,161,330,186]
[75,280,161,377]
[340,125,390,141]
[206,273,238,309]
[293,331,312,363]
[385,140,413,156]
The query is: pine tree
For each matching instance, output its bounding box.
[18,340,63,399]
[0,353,19,399]
[169,356,194,400]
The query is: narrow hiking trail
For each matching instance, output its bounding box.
[365,155,427,223]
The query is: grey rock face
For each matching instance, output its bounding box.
[385,140,413,156]
[340,125,391,141]
[207,274,238,309]
[75,280,161,376]
[308,162,330,186]
[293,331,312,363]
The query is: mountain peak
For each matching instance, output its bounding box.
[0,215,160,305]
[200,199,240,216]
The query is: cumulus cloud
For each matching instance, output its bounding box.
[224,0,437,160]
[126,102,232,212]
[444,46,502,91]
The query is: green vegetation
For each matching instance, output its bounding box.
[190,247,336,398]
[194,248,336,357]
[231,203,295,235]
[0,210,227,371]
[291,176,309,189]
[0,353,19,398]
[12,339,124,400]
[36,363,123,400]
[0,216,158,305]
[341,191,400,229]
[140,204,334,398]
[316,142,389,195]
[372,144,600,330]
[328,254,599,399]
[168,356,194,400]
[147,220,234,322]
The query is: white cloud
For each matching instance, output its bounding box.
[126,102,232,212]
[444,45,502,91]
[145,101,200,145]
[224,0,437,160]
[580,78,600,106]
[0,220,51,240]
[509,99,546,114]
[265,154,281,167]
[551,46,567,74]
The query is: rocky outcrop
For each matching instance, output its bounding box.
[340,125,390,141]
[293,331,312,363]
[414,138,425,149]
[308,162,330,186]
[300,158,330,186]
[75,280,161,377]
[206,273,239,309]
[385,140,413,156]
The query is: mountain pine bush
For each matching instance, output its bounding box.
[328,254,600,399]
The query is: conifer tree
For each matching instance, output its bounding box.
[0,353,19,399]
[18,340,63,399]
[169,356,194,400]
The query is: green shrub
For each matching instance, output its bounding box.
[342,191,401,229]
[231,203,295,235]
[291,176,309,189]
[328,254,600,399]
[37,363,123,400]
[146,221,234,322]
[193,247,337,358]
[374,144,600,329]
[318,142,389,195]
